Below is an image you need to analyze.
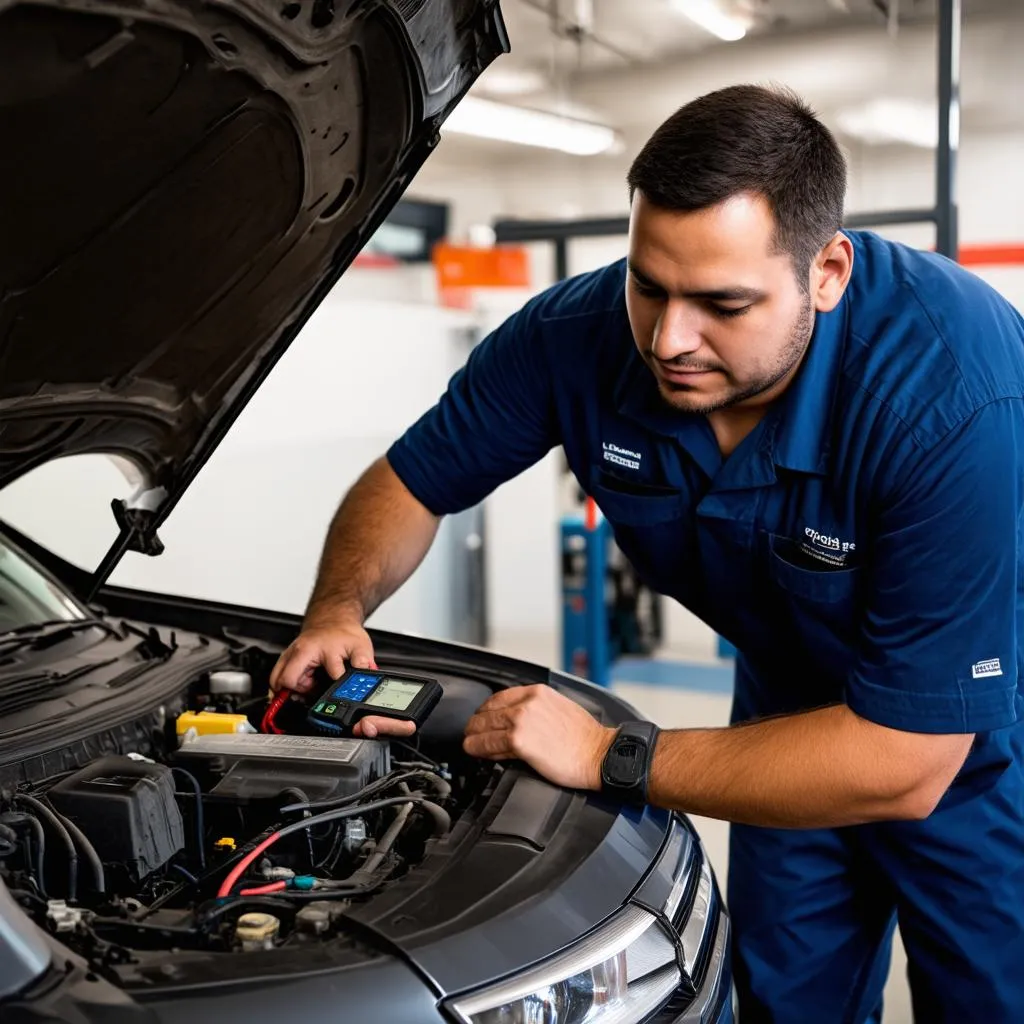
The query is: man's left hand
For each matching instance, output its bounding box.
[463,685,616,790]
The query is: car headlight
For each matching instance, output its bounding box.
[448,903,681,1024]
[447,820,728,1024]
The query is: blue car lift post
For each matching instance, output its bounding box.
[561,498,613,687]
[562,498,738,685]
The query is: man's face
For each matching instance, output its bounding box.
[626,191,814,416]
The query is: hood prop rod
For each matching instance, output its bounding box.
[85,498,165,603]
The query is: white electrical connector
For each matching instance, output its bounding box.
[260,866,296,881]
[343,819,369,855]
[46,900,86,934]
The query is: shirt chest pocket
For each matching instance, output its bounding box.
[765,536,860,663]
[765,533,861,655]
[588,468,695,599]
[590,468,686,525]
[768,534,860,602]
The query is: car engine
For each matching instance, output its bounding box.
[0,657,490,967]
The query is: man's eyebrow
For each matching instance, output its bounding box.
[627,261,766,303]
[689,286,767,303]
[627,260,665,291]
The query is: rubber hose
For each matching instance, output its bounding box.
[280,769,450,814]
[0,823,17,857]
[45,802,105,894]
[349,786,415,881]
[171,767,207,870]
[1,812,46,896]
[17,795,76,902]
[279,787,316,866]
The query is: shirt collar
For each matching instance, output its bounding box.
[614,348,723,479]
[767,292,850,475]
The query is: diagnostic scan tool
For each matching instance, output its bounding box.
[307,667,442,736]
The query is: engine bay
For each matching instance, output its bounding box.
[0,645,497,974]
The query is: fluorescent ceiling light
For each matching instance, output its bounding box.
[669,0,751,41]
[474,65,549,97]
[836,98,939,148]
[443,96,618,156]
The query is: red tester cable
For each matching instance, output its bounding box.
[238,880,288,897]
[261,691,288,734]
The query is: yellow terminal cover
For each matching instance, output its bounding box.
[175,710,251,736]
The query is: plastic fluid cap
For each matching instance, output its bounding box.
[296,904,331,935]
[175,711,254,737]
[209,671,252,696]
[235,913,279,951]
[214,837,237,852]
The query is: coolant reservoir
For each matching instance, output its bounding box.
[208,670,252,697]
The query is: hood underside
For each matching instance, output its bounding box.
[0,0,506,554]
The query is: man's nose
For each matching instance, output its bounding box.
[652,301,702,361]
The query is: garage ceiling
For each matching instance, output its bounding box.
[486,0,1020,77]
[448,0,1023,162]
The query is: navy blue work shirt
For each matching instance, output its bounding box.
[387,230,1024,743]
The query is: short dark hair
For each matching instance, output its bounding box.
[627,84,847,281]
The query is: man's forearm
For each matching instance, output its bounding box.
[646,705,972,829]
[304,457,440,628]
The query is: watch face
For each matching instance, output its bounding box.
[606,736,646,786]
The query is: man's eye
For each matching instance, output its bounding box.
[713,305,751,319]
[633,282,665,299]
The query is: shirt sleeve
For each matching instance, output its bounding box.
[847,398,1024,734]
[385,293,560,516]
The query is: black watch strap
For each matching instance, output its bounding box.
[600,721,660,806]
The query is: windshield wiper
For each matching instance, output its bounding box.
[0,619,122,655]
[0,659,122,717]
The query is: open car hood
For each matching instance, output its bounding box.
[0,0,506,584]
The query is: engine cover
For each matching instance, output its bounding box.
[173,733,390,804]
[47,757,184,881]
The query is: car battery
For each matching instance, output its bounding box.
[173,733,390,804]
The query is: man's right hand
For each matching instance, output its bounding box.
[269,618,376,695]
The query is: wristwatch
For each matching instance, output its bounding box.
[600,721,660,806]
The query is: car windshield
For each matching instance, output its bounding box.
[0,535,84,634]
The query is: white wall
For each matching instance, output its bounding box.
[472,288,563,666]
[848,133,1024,308]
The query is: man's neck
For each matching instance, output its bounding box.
[707,344,810,458]
[708,407,768,459]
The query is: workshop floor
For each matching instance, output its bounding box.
[610,658,915,1024]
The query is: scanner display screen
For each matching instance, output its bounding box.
[320,673,424,715]
[363,678,422,712]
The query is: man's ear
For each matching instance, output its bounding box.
[813,232,854,313]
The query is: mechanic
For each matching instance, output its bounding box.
[271,84,1024,1021]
